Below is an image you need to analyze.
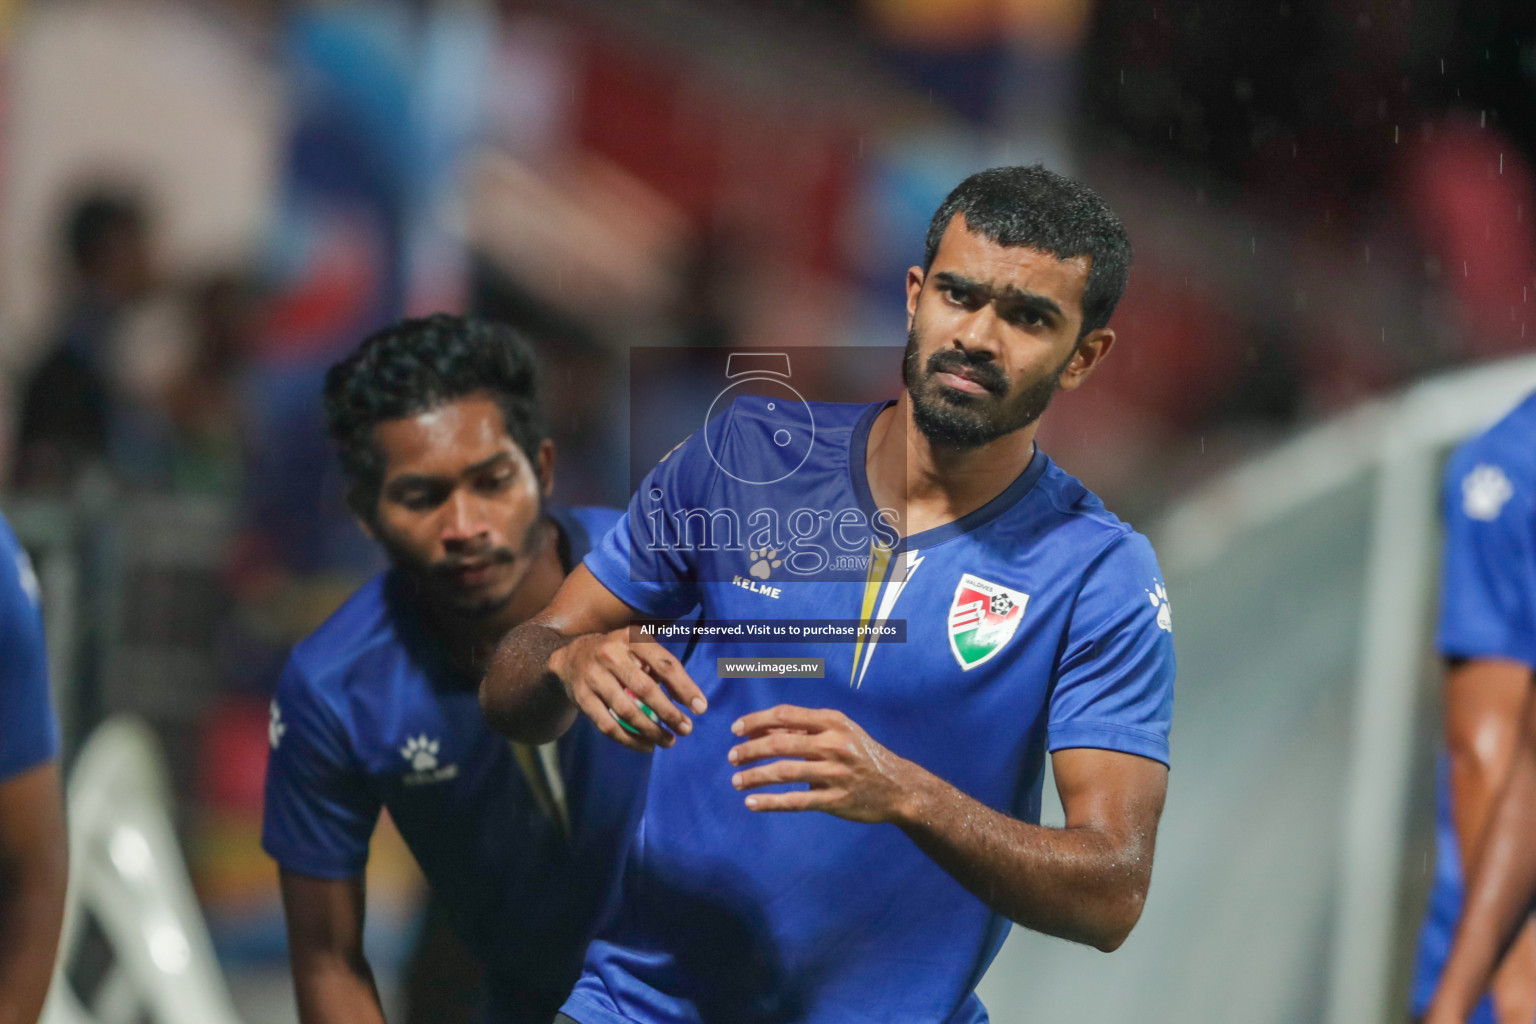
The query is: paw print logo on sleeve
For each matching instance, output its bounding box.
[1462,464,1514,522]
[1146,581,1173,633]
[12,550,40,608]
[399,734,459,785]
[400,735,440,772]
[268,701,286,750]
[749,548,782,580]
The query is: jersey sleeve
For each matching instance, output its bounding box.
[1047,532,1176,766]
[0,534,58,781]
[583,426,718,620]
[1435,449,1536,668]
[261,656,380,879]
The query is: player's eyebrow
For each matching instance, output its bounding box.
[459,451,518,478]
[930,271,1065,326]
[386,452,518,492]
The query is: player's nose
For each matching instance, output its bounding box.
[953,303,1006,356]
[440,490,490,545]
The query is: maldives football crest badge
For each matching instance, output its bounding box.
[947,574,1029,671]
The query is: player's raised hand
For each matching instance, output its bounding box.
[727,705,918,823]
[549,626,706,753]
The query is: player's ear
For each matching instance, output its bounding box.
[1057,329,1115,392]
[537,438,556,498]
[905,266,925,328]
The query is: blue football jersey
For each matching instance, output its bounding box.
[566,398,1176,1024]
[0,511,57,782]
[1412,392,1536,1023]
[262,506,651,1017]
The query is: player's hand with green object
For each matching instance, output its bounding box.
[726,705,921,823]
[548,625,706,753]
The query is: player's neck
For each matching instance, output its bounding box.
[865,393,1040,538]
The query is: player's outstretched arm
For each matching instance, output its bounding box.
[0,761,66,1024]
[480,564,708,752]
[729,707,1166,951]
[280,871,386,1024]
[1443,658,1536,1024]
[1428,691,1536,1024]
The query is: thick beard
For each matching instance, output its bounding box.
[442,570,520,617]
[902,322,1068,449]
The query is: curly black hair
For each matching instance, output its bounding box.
[324,313,547,520]
[923,165,1132,338]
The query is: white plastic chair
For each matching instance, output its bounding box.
[41,717,245,1024]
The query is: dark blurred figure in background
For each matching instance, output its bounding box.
[13,191,155,493]
[163,272,253,498]
[0,511,67,1024]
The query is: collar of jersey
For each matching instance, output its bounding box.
[848,399,1050,552]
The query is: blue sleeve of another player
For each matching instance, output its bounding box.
[1436,450,1536,668]
[1047,533,1176,767]
[261,658,379,879]
[0,530,58,781]
[584,428,717,620]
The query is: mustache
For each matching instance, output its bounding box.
[432,548,516,575]
[925,351,1007,396]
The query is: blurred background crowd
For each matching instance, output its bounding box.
[2,0,1533,1018]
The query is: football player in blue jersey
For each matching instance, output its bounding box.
[482,165,1175,1024]
[0,511,66,1024]
[1411,395,1536,1024]
[1418,394,1536,1024]
[262,315,650,1024]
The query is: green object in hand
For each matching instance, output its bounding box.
[616,689,661,735]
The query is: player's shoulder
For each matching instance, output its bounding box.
[285,573,404,697]
[1445,391,1536,516]
[553,505,623,554]
[0,511,21,559]
[727,395,875,425]
[0,512,40,613]
[1001,455,1163,599]
[1014,460,1167,632]
[721,396,890,448]
[681,396,877,486]
[1451,391,1536,474]
[1029,453,1150,555]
